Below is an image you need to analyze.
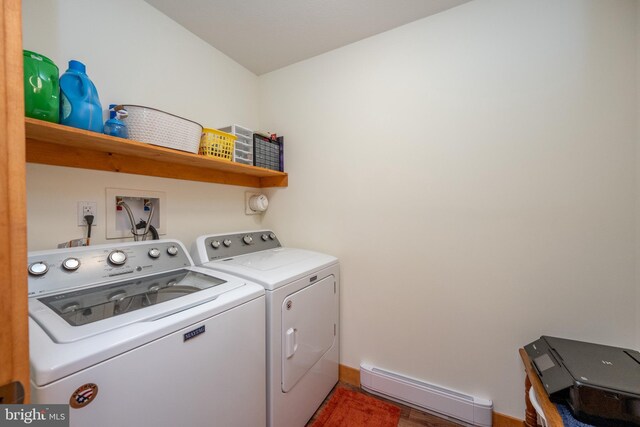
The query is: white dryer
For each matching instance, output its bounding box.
[192,231,339,427]
[28,239,266,427]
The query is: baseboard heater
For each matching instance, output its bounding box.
[360,363,493,427]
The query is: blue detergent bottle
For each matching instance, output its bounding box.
[104,104,129,138]
[59,60,103,132]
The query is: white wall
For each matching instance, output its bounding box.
[637,0,640,351]
[22,0,263,250]
[259,0,638,418]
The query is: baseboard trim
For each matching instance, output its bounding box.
[338,364,524,427]
[339,363,360,387]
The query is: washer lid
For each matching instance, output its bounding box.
[29,267,246,343]
[207,248,337,290]
[38,269,224,327]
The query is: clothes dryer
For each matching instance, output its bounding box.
[192,230,339,427]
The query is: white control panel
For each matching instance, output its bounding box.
[27,240,191,297]
[204,230,281,261]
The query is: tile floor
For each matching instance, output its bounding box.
[307,382,464,427]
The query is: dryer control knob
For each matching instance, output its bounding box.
[28,261,49,276]
[269,233,276,240]
[108,250,127,266]
[167,246,179,256]
[223,239,232,247]
[62,257,81,271]
[261,234,269,241]
[148,248,161,259]
[211,240,221,249]
[243,235,253,245]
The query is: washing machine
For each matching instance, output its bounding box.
[28,239,266,427]
[192,230,339,427]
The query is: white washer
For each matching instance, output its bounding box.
[28,239,266,427]
[192,230,340,427]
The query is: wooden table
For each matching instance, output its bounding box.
[519,348,564,427]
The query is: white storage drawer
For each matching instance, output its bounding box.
[219,124,254,165]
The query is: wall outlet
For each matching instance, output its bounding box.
[77,201,97,226]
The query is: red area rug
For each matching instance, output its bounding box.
[310,387,401,427]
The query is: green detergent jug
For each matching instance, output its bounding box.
[23,50,59,122]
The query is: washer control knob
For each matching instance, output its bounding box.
[108,250,127,266]
[167,246,179,256]
[243,235,253,245]
[269,233,276,240]
[28,261,49,276]
[211,240,221,249]
[261,234,269,241]
[223,239,232,247]
[62,257,81,271]
[148,248,161,259]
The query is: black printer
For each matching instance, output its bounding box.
[524,336,640,426]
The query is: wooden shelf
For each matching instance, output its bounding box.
[24,118,288,188]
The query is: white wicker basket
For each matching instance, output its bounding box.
[122,105,203,153]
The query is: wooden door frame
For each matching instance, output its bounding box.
[0,0,29,403]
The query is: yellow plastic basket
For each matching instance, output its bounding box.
[199,128,236,161]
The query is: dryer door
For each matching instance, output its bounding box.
[281,275,336,393]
